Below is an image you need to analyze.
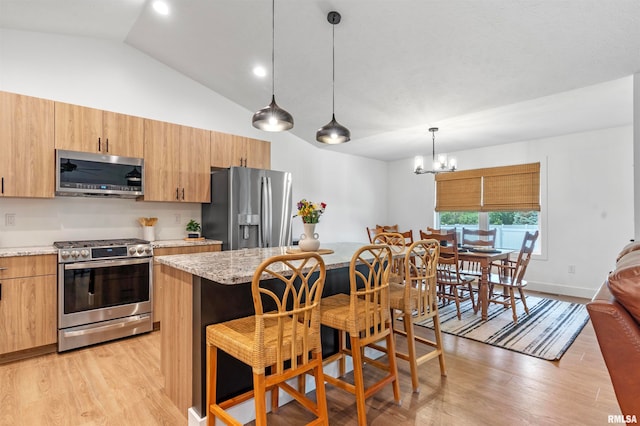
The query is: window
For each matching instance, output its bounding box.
[438,211,540,253]
[435,162,541,254]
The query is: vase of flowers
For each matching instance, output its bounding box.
[295,199,326,252]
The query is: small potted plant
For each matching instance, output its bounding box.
[186,219,202,239]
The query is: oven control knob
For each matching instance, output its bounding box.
[60,250,70,259]
[129,246,137,255]
[137,246,145,254]
[70,250,80,258]
[80,249,90,258]
[144,246,152,254]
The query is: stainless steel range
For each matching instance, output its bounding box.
[54,238,153,352]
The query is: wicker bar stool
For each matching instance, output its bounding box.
[205,252,329,426]
[388,239,446,392]
[319,244,401,426]
[372,232,407,284]
[371,234,446,391]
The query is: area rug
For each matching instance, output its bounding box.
[414,295,590,361]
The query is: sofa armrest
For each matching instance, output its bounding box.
[587,282,640,416]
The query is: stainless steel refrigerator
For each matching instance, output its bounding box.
[202,167,293,250]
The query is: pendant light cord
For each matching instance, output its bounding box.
[271,0,275,97]
[332,20,335,116]
[432,128,436,165]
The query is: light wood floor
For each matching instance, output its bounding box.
[0,293,621,425]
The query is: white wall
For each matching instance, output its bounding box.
[1,29,632,298]
[0,29,386,247]
[388,126,634,298]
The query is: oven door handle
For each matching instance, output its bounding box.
[62,314,150,337]
[63,257,152,270]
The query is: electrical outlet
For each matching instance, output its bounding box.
[5,213,15,227]
[174,213,181,224]
[568,265,576,274]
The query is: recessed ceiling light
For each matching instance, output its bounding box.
[253,66,267,77]
[153,1,170,15]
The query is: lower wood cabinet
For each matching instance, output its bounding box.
[0,255,57,357]
[152,244,221,328]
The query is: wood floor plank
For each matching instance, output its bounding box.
[0,292,622,425]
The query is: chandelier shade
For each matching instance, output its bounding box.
[316,11,350,144]
[251,0,293,132]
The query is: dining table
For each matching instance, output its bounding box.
[457,247,515,320]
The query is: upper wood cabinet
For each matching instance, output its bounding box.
[211,131,271,169]
[54,102,144,158]
[0,91,55,198]
[143,119,211,203]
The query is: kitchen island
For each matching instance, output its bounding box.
[155,242,365,423]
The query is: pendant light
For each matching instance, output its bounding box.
[414,127,457,174]
[251,0,294,132]
[316,11,350,144]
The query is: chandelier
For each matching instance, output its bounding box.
[414,127,457,174]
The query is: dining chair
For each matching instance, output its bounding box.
[365,224,399,242]
[319,244,401,425]
[461,227,497,247]
[205,252,329,426]
[429,230,476,320]
[487,231,539,323]
[419,229,453,246]
[459,228,497,277]
[387,239,446,392]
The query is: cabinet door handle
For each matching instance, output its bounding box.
[182,188,185,200]
[176,188,180,200]
[0,283,2,301]
[98,137,101,152]
[105,139,109,152]
[1,177,3,194]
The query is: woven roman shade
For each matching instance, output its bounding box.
[435,162,540,212]
[482,163,540,211]
[435,169,482,212]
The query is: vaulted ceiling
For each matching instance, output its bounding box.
[1,0,639,160]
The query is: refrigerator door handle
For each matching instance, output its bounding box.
[261,176,273,247]
[265,177,273,247]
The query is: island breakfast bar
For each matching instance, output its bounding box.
[155,242,366,422]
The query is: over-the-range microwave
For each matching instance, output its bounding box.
[55,149,144,198]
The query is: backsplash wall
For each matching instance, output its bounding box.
[0,197,200,247]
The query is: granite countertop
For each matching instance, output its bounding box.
[0,246,58,258]
[155,242,365,285]
[0,239,222,258]
[151,239,222,248]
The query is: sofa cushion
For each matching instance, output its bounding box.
[616,241,640,262]
[608,250,640,324]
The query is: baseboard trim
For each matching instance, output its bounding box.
[526,281,599,300]
[0,343,57,365]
